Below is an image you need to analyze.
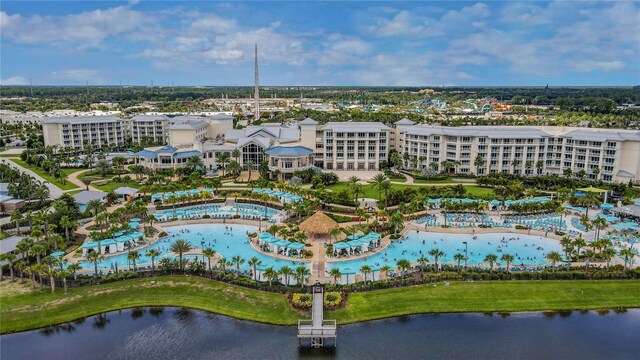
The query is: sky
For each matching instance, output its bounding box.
[1,1,639,86]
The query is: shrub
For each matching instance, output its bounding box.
[158,231,168,237]
[389,234,401,239]
[291,293,313,309]
[515,225,529,230]
[324,292,342,307]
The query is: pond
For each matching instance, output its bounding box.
[2,308,638,359]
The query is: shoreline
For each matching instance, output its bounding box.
[2,276,639,334]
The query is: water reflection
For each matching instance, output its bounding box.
[2,307,639,360]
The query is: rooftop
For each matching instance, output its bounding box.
[265,146,313,156]
[73,190,107,204]
[321,122,391,131]
[42,116,122,125]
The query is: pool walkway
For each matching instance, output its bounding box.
[297,283,336,348]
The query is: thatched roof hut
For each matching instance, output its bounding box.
[299,212,339,238]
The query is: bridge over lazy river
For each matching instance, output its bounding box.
[297,282,337,348]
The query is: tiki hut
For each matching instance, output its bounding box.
[299,212,339,240]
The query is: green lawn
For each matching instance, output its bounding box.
[10,159,80,190]
[326,182,495,200]
[2,277,639,333]
[0,276,303,334]
[412,178,456,184]
[329,280,640,323]
[93,178,141,192]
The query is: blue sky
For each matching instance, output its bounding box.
[1,1,639,86]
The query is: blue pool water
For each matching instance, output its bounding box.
[76,224,310,274]
[327,230,564,274]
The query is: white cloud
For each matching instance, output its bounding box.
[0,6,151,48]
[0,76,29,85]
[50,69,106,83]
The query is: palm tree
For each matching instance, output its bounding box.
[396,259,411,276]
[417,254,429,273]
[294,265,311,288]
[428,249,445,272]
[142,249,159,273]
[231,255,245,276]
[360,265,371,282]
[454,253,465,272]
[500,253,514,273]
[573,237,587,261]
[619,248,635,271]
[86,199,106,218]
[29,243,46,264]
[484,253,498,271]
[602,248,616,269]
[216,153,230,176]
[67,262,82,280]
[329,267,342,284]
[380,265,391,279]
[59,215,78,243]
[0,253,17,282]
[10,209,23,232]
[232,149,241,165]
[263,266,278,286]
[371,174,388,203]
[378,180,392,208]
[474,155,485,175]
[591,217,607,241]
[248,256,262,282]
[202,248,216,272]
[279,266,293,286]
[170,239,193,271]
[86,251,104,278]
[127,250,140,272]
[545,251,563,272]
[218,257,228,273]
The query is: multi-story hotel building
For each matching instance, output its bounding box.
[130,114,170,144]
[42,114,640,183]
[397,120,640,183]
[42,116,128,149]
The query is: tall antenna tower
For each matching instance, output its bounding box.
[254,44,260,121]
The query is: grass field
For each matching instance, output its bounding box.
[93,178,141,192]
[10,159,80,191]
[2,277,638,333]
[326,182,495,200]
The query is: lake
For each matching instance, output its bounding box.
[2,308,639,359]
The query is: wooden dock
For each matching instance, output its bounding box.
[297,283,337,348]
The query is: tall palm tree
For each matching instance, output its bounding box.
[360,265,371,282]
[484,253,498,271]
[279,266,293,286]
[454,253,465,272]
[86,251,104,278]
[127,250,140,271]
[294,265,310,288]
[619,248,635,271]
[202,248,216,272]
[329,267,342,284]
[573,237,587,261]
[500,253,515,273]
[231,255,245,276]
[263,266,278,286]
[218,257,228,272]
[428,249,445,272]
[371,174,388,202]
[545,251,563,272]
[380,265,391,279]
[248,256,262,282]
[67,262,82,281]
[170,239,193,271]
[59,215,78,243]
[417,254,429,273]
[231,149,241,165]
[0,253,17,282]
[396,259,411,276]
[216,153,230,176]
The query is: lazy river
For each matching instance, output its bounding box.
[327,230,564,276]
[76,224,310,274]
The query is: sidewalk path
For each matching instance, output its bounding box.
[67,168,100,191]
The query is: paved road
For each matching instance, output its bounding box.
[2,158,65,199]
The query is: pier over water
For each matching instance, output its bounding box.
[297,282,337,348]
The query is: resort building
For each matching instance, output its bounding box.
[397,122,640,183]
[134,145,203,171]
[264,146,314,180]
[126,117,640,182]
[130,114,170,144]
[42,116,128,150]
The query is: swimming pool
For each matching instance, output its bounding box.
[326,231,564,275]
[75,224,310,274]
